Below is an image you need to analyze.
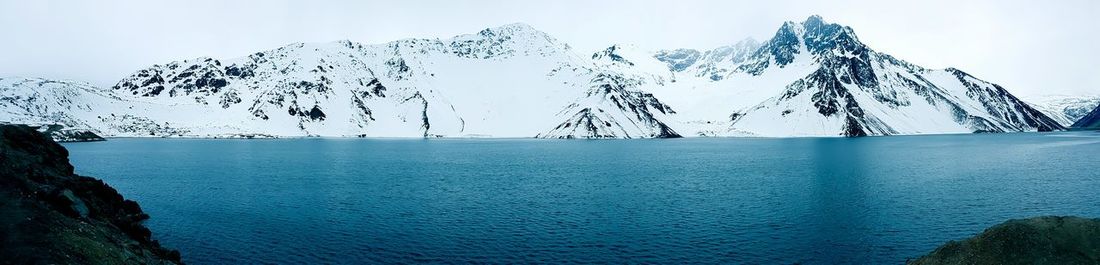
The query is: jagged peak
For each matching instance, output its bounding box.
[775,20,806,38]
[597,43,640,53]
[761,16,867,58]
[592,44,644,66]
[446,22,570,58]
[468,22,555,41]
[804,18,859,39]
[733,37,761,48]
[802,15,826,28]
[764,16,864,47]
[944,67,973,78]
[483,22,539,33]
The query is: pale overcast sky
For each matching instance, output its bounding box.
[1,0,1096,97]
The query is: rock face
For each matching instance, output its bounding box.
[0,125,180,264]
[911,216,1100,264]
[1072,103,1100,130]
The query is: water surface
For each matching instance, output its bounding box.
[64,132,1100,264]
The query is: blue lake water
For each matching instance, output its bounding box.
[63,132,1100,264]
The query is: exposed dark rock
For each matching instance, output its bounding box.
[0,125,181,264]
[541,73,681,139]
[307,105,326,121]
[592,45,635,66]
[223,63,255,79]
[911,216,1100,265]
[402,92,431,136]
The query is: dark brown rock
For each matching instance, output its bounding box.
[911,216,1100,265]
[0,124,181,264]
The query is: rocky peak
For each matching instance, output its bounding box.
[653,37,761,79]
[653,48,701,72]
[450,23,568,59]
[802,15,826,27]
[799,16,865,56]
[479,23,542,37]
[592,44,636,66]
[113,57,231,98]
[736,15,870,75]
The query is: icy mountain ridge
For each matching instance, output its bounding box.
[0,17,1069,138]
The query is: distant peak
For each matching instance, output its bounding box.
[800,15,839,31]
[498,22,536,30]
[473,23,557,43]
[734,37,760,48]
[481,23,542,35]
[592,44,637,65]
[803,15,825,26]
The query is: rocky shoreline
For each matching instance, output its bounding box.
[911,216,1100,264]
[36,124,107,142]
[2,121,1095,264]
[0,124,180,264]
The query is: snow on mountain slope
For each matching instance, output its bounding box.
[101,24,681,138]
[648,15,1063,137]
[0,77,228,136]
[0,77,113,128]
[0,17,1069,138]
[655,38,760,81]
[1071,101,1100,129]
[1025,95,1100,127]
[538,45,680,138]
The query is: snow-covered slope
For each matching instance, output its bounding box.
[0,17,1068,138]
[1072,102,1100,130]
[9,24,677,138]
[108,24,578,137]
[0,77,113,129]
[537,45,681,138]
[646,16,1062,136]
[1025,95,1100,127]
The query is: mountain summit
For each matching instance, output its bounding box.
[651,15,1061,136]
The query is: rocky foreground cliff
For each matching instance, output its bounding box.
[911,216,1100,264]
[0,125,180,264]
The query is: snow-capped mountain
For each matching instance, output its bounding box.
[108,24,585,137]
[1072,102,1100,130]
[1024,95,1100,127]
[654,38,760,81]
[644,16,1062,136]
[0,77,113,128]
[0,16,1068,138]
[4,24,679,138]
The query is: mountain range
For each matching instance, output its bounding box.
[0,16,1082,138]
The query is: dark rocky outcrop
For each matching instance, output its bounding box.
[0,125,181,264]
[911,216,1100,264]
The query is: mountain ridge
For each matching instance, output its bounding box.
[0,16,1068,138]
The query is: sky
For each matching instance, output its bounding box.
[1,0,1097,98]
